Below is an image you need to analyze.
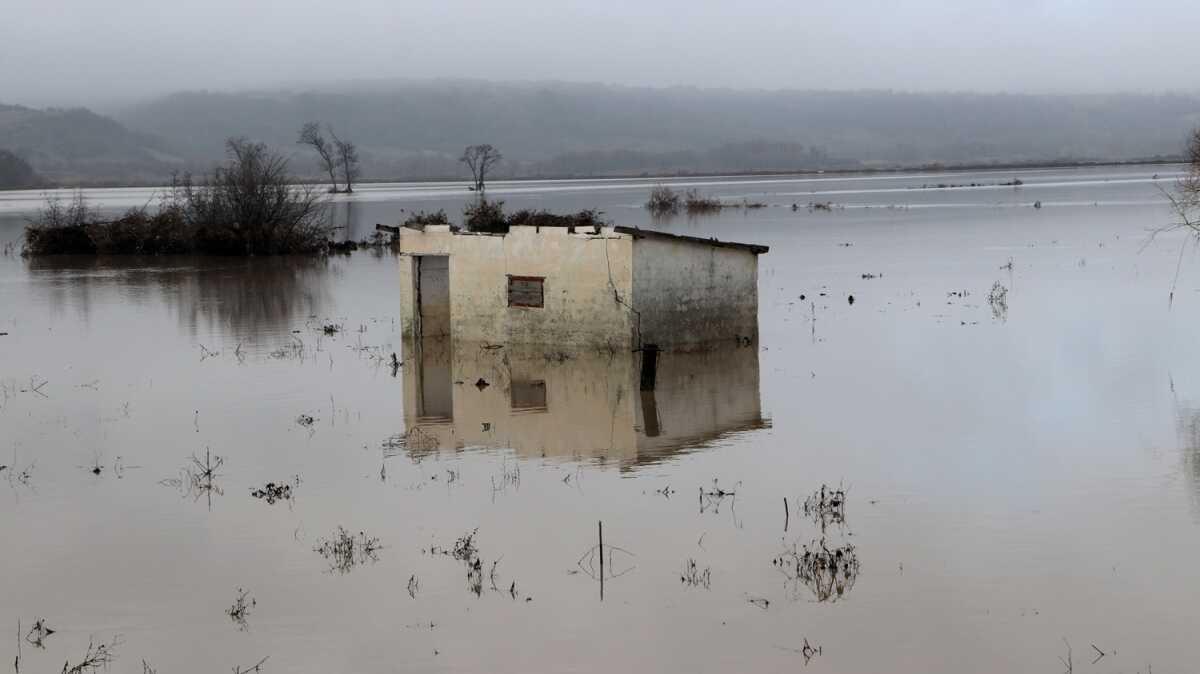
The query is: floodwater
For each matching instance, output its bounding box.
[2,165,1200,673]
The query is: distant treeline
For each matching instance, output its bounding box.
[4,80,1200,184]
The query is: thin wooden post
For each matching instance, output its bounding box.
[598,520,604,601]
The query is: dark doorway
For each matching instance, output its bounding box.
[414,255,451,338]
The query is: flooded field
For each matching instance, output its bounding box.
[3,165,1200,673]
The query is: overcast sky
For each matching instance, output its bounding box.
[3,0,1197,106]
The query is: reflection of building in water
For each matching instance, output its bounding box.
[402,339,769,469]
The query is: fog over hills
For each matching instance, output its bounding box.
[4,80,1200,186]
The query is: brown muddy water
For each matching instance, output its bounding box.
[2,166,1199,673]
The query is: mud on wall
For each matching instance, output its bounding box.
[631,236,760,348]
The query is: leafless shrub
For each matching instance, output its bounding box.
[802,483,847,532]
[645,185,681,214]
[25,140,332,256]
[226,588,255,631]
[175,138,332,255]
[684,189,723,214]
[773,537,861,603]
[988,281,1009,321]
[314,526,381,574]
[250,478,297,504]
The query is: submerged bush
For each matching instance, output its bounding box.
[645,184,681,214]
[683,189,724,214]
[21,192,97,255]
[23,138,332,256]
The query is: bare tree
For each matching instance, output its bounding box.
[460,144,502,193]
[329,128,361,193]
[297,122,340,193]
[1154,127,1200,305]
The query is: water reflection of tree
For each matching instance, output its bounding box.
[25,256,333,338]
[1174,401,1200,516]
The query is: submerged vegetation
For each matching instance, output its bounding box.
[645,185,766,216]
[23,138,333,256]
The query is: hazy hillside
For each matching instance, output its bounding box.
[111,81,1200,180]
[5,82,1200,186]
[0,103,184,184]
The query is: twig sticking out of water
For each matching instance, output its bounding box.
[490,459,520,499]
[777,638,823,665]
[226,588,255,631]
[24,618,55,648]
[699,479,739,514]
[800,638,822,664]
[681,559,711,589]
[747,597,770,610]
[1059,638,1073,673]
[62,636,121,674]
[160,449,225,508]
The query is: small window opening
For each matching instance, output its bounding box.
[511,380,548,412]
[508,275,544,308]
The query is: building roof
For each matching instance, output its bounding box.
[612,226,769,255]
[389,222,769,254]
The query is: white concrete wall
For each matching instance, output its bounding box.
[631,236,760,349]
[398,225,636,349]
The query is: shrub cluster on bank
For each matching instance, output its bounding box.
[23,138,333,256]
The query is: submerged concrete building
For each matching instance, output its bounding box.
[396,224,768,351]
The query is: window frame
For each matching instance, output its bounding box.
[507,274,546,308]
